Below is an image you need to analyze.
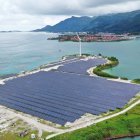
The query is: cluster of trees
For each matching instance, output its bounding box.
[93,56,119,79]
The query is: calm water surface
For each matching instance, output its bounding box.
[117,136,140,140]
[0,32,140,79]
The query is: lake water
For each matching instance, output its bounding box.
[0,32,140,79]
[117,136,140,140]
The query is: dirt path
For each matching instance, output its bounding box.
[16,114,62,133]
[0,105,62,133]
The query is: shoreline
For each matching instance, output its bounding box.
[0,54,140,86]
[105,134,140,140]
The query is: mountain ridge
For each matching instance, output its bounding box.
[34,10,140,33]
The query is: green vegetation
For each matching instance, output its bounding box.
[120,77,128,80]
[50,104,140,140]
[42,131,54,139]
[0,130,52,140]
[0,130,38,140]
[132,79,140,84]
[82,54,94,57]
[93,56,119,79]
[0,133,26,140]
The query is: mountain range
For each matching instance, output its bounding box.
[34,10,140,33]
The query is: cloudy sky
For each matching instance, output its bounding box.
[0,0,140,31]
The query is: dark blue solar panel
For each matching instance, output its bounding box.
[0,58,140,125]
[57,58,106,75]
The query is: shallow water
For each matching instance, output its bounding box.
[117,136,140,140]
[0,32,140,79]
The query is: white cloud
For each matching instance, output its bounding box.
[0,0,140,30]
[85,1,140,16]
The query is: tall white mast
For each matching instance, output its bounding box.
[76,33,82,57]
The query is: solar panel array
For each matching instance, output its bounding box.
[57,58,106,75]
[0,58,140,125]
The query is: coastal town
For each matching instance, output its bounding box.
[48,33,135,42]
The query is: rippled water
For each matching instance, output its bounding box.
[0,32,140,79]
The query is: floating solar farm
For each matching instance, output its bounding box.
[0,57,140,125]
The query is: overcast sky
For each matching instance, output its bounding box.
[0,0,140,31]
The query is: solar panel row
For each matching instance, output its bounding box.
[0,83,117,113]
[0,98,66,125]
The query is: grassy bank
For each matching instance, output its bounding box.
[92,55,140,83]
[50,104,140,140]
[93,57,120,79]
[132,79,140,84]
